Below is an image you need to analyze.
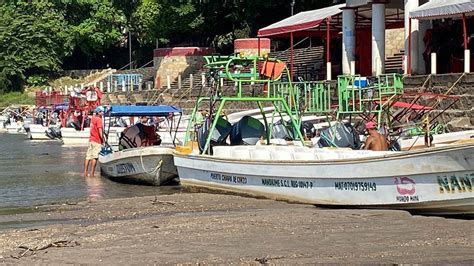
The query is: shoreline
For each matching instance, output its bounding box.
[0,192,473,264]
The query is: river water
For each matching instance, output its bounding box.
[0,133,180,210]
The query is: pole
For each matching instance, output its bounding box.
[462,13,467,50]
[129,28,132,70]
[290,32,294,80]
[258,37,261,57]
[407,18,412,75]
[290,0,295,16]
[326,17,331,63]
[326,17,332,80]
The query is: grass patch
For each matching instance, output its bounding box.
[0,91,35,108]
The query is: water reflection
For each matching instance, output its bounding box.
[85,176,104,200]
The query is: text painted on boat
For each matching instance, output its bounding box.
[437,173,473,194]
[394,177,419,202]
[210,173,247,184]
[116,162,136,174]
[262,178,313,189]
[334,181,376,192]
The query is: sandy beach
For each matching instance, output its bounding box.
[0,191,473,264]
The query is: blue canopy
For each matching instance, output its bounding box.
[107,105,182,117]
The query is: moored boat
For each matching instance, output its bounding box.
[174,54,474,216]
[175,143,474,215]
[99,105,182,185]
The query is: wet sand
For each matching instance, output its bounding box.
[0,192,473,264]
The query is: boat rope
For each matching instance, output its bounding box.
[139,149,163,175]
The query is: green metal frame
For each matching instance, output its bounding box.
[336,74,404,127]
[184,55,306,153]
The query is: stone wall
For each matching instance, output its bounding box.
[403,73,474,131]
[153,47,214,89]
[385,28,404,59]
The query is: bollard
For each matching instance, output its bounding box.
[326,62,332,80]
[350,61,355,75]
[178,74,182,90]
[167,75,171,89]
[189,74,193,89]
[465,50,470,73]
[201,73,205,86]
[431,53,437,74]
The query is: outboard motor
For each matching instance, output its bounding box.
[197,116,231,154]
[300,120,316,139]
[271,120,292,140]
[66,118,81,130]
[317,122,361,149]
[45,126,62,140]
[230,116,264,145]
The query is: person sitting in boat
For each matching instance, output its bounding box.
[118,116,161,150]
[363,121,388,151]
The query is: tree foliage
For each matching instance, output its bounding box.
[0,1,73,92]
[0,0,334,92]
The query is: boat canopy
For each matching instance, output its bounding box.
[410,0,474,20]
[106,105,182,117]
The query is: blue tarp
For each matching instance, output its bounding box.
[107,105,182,117]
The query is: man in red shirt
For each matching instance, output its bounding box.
[84,106,104,177]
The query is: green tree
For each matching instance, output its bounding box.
[0,1,73,92]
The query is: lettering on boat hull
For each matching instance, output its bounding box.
[437,173,474,194]
[334,181,376,192]
[262,178,313,189]
[210,172,248,184]
[116,162,136,174]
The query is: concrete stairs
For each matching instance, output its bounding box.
[385,50,404,74]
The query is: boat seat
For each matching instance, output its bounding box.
[231,148,251,160]
[293,152,316,160]
[250,149,271,160]
[270,150,294,160]
[213,146,232,158]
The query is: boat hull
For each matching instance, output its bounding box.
[100,146,177,186]
[174,144,474,215]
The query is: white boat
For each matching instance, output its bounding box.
[174,143,474,215]
[175,54,474,216]
[399,130,474,150]
[5,122,26,134]
[101,146,177,185]
[99,105,182,185]
[61,127,125,146]
[28,124,54,140]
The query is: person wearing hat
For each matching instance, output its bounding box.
[84,106,104,177]
[363,121,388,151]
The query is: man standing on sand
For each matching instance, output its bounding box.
[363,121,388,151]
[84,106,104,177]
